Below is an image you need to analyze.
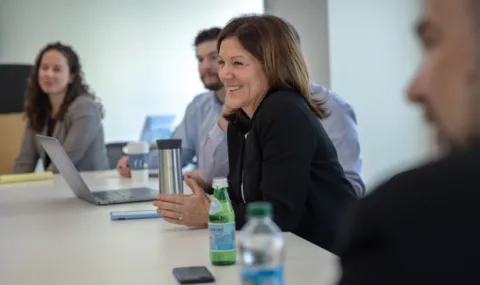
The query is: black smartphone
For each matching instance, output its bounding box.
[172,266,215,284]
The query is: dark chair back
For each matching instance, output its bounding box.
[105,142,128,169]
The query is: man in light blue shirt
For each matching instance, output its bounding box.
[195,24,365,197]
[117,27,225,175]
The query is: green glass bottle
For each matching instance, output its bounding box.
[208,177,236,266]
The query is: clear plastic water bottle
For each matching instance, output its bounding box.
[238,202,285,285]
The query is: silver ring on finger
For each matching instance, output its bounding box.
[178,214,184,221]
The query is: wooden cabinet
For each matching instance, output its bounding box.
[0,113,26,174]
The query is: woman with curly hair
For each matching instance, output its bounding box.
[13,42,109,173]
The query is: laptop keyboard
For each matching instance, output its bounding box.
[94,188,157,203]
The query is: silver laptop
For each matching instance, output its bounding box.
[36,135,158,205]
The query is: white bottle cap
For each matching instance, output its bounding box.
[212,177,228,189]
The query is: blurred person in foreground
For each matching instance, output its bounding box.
[338,0,480,284]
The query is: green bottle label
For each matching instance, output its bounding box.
[209,222,236,251]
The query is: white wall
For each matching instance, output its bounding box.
[0,0,263,142]
[268,0,432,190]
[265,0,330,87]
[328,0,431,189]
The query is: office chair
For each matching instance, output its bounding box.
[105,142,128,169]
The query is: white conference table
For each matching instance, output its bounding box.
[0,171,339,285]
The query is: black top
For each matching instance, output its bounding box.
[43,117,56,169]
[338,144,480,284]
[226,88,357,254]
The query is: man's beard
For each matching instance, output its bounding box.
[464,13,480,147]
[465,51,480,147]
[201,73,223,91]
[204,81,223,91]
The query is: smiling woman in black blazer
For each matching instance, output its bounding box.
[154,14,357,254]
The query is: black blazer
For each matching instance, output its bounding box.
[338,145,480,284]
[226,88,357,253]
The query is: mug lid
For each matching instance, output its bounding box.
[156,139,182,150]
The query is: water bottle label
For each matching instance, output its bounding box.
[129,153,148,170]
[241,266,284,285]
[208,222,236,251]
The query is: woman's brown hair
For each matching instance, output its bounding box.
[217,14,328,126]
[25,42,103,133]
